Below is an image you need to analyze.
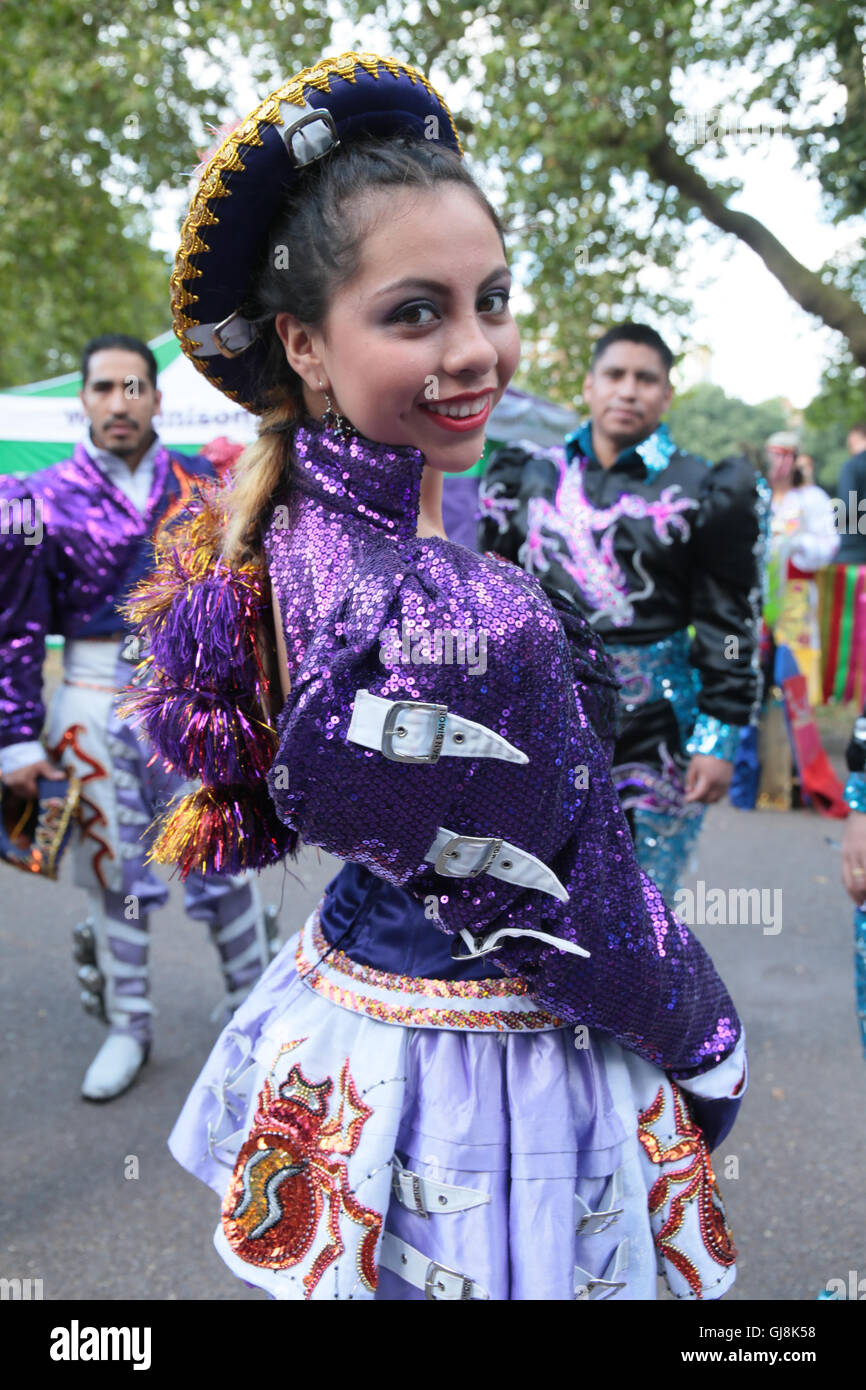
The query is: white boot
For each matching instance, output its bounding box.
[77,892,153,1102]
[81,1032,148,1102]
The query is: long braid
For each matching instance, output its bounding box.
[221,403,298,567]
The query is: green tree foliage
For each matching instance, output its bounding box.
[0,0,334,387]
[666,382,787,463]
[802,353,866,489]
[342,0,866,397]
[4,0,864,407]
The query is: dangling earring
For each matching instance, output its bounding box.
[319,381,350,442]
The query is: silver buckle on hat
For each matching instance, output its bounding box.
[283,106,340,167]
[211,311,256,359]
[434,834,503,879]
[381,701,448,764]
[424,1259,473,1302]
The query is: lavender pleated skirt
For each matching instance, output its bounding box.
[169,907,737,1301]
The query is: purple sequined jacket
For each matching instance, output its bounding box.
[0,442,213,751]
[126,418,745,1096]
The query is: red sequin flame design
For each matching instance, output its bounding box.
[222,1055,382,1298]
[638,1084,737,1298]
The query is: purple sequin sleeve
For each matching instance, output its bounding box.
[0,477,52,749]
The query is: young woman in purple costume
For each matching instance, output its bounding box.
[125,52,747,1301]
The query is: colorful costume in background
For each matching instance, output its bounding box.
[820,448,866,706]
[478,423,765,899]
[122,50,747,1302]
[843,717,866,1060]
[766,484,838,707]
[0,436,274,1057]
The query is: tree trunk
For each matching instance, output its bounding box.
[647,138,866,368]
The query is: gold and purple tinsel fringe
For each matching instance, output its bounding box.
[121,489,270,699]
[147,784,298,880]
[117,684,278,784]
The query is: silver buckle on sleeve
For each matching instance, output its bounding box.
[424,1259,473,1302]
[381,701,448,764]
[435,834,503,878]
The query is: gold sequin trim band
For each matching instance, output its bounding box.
[297,908,564,1032]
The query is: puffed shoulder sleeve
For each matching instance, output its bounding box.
[0,475,55,752]
[788,485,839,573]
[477,443,560,561]
[686,455,766,756]
[118,485,297,876]
[266,536,618,879]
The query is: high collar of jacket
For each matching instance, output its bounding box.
[563,419,677,480]
[287,415,426,543]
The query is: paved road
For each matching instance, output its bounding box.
[2,777,864,1302]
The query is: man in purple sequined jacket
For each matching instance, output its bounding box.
[0,334,275,1101]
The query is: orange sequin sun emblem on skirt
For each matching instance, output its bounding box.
[221,1047,382,1298]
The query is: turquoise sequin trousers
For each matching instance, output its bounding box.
[607,632,706,903]
[854,908,866,1059]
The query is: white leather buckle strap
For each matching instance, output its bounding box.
[379,1233,490,1301]
[347,690,528,766]
[426,826,571,905]
[453,924,590,961]
[574,1238,629,1300]
[391,1159,491,1219]
[575,1168,624,1236]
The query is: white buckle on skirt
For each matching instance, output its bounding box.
[391,1158,491,1218]
[575,1167,624,1236]
[379,1232,490,1301]
[574,1237,629,1300]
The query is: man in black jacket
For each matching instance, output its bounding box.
[478,323,765,900]
[834,422,866,566]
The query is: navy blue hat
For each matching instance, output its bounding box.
[172,52,463,412]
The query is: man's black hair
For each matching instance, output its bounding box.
[81,334,158,389]
[591,323,674,376]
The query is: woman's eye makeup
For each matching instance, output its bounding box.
[388,287,511,325]
[390,301,438,326]
[479,288,511,313]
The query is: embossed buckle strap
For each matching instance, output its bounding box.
[575,1167,624,1236]
[391,1159,491,1218]
[379,1232,490,1301]
[574,1237,629,1300]
[425,826,572,905]
[347,690,529,765]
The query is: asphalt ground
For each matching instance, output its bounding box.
[1,695,864,1305]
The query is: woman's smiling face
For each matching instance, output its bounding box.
[276,182,521,473]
